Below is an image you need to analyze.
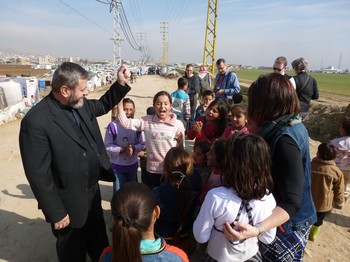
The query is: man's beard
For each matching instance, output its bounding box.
[67,92,84,109]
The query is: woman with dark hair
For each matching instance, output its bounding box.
[292,57,319,119]
[223,73,317,261]
[99,182,188,262]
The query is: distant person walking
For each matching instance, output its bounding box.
[19,62,131,262]
[292,57,319,119]
[213,58,240,100]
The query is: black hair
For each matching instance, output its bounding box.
[317,142,337,161]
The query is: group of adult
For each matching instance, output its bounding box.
[272,56,319,118]
[185,56,318,129]
[184,58,241,129]
[19,55,319,261]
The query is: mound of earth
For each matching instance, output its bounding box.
[304,103,349,142]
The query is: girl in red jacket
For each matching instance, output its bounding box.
[187,99,228,145]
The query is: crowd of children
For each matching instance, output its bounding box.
[101,67,349,262]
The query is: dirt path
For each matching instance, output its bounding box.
[0,75,349,261]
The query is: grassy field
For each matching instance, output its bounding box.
[235,69,349,96]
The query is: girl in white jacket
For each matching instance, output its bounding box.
[193,134,276,262]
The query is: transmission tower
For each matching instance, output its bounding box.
[160,21,168,66]
[203,0,219,75]
[137,32,147,64]
[110,0,122,69]
[338,51,343,69]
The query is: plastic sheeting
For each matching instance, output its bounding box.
[0,80,22,107]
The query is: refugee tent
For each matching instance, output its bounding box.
[87,75,102,92]
[0,80,22,108]
[23,77,39,102]
[12,78,27,97]
[0,86,7,109]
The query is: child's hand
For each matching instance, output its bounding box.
[127,144,134,157]
[138,150,146,158]
[194,121,203,134]
[174,132,184,146]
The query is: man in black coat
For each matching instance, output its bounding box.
[19,62,131,261]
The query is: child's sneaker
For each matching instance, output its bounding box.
[309,225,320,241]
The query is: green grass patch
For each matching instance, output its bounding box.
[234,69,350,96]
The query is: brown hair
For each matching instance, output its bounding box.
[153,91,172,106]
[248,73,300,127]
[123,97,135,108]
[274,56,288,67]
[163,147,193,187]
[111,182,156,262]
[224,134,273,200]
[163,147,193,229]
[185,64,194,78]
[231,103,248,116]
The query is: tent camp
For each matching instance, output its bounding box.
[0,79,22,109]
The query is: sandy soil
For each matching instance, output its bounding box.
[0,75,349,261]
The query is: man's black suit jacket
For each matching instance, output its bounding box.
[19,81,130,228]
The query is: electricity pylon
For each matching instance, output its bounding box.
[110,0,122,68]
[160,21,168,66]
[203,0,219,75]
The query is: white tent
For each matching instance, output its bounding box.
[0,80,22,107]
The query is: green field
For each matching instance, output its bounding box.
[234,69,350,96]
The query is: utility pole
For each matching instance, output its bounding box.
[160,21,168,66]
[137,32,147,65]
[110,0,122,69]
[203,0,219,75]
[338,51,343,70]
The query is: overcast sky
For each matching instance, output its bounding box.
[1,0,349,69]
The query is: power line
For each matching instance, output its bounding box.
[120,3,141,50]
[169,0,192,32]
[128,0,146,34]
[57,0,111,34]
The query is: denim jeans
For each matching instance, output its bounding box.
[113,169,138,192]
